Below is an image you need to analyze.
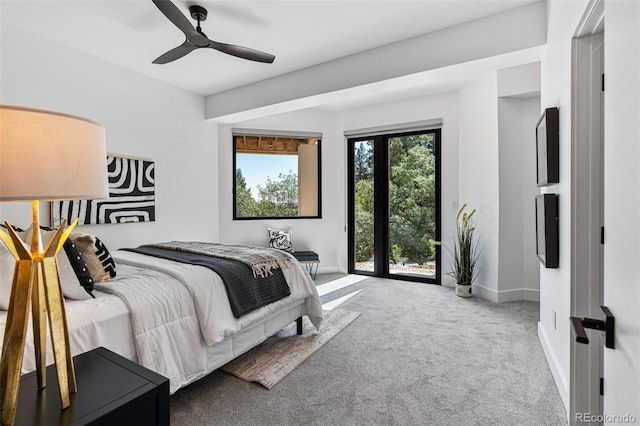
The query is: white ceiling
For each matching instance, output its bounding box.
[0,0,538,98]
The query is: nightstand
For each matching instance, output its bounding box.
[14,347,169,425]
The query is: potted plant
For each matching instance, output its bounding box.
[451,204,480,297]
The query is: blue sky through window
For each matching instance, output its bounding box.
[236,154,298,198]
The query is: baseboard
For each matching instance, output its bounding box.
[316,265,342,274]
[321,274,539,302]
[496,288,540,302]
[471,284,540,302]
[470,284,498,302]
[537,321,569,412]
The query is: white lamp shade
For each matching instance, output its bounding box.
[0,105,109,201]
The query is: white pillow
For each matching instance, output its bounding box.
[268,228,293,252]
[0,225,29,310]
[0,242,16,310]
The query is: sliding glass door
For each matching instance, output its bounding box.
[351,139,375,273]
[348,130,441,284]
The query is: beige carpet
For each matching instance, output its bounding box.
[221,309,360,389]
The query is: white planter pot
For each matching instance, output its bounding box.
[455,284,472,298]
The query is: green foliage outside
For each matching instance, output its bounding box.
[235,169,259,216]
[354,178,374,262]
[354,134,437,265]
[235,169,298,217]
[237,133,437,261]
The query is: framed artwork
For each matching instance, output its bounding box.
[51,155,155,226]
[536,107,560,186]
[535,193,559,268]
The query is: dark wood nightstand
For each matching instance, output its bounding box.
[14,347,169,426]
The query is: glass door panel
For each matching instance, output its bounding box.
[348,130,440,284]
[353,140,375,273]
[387,133,438,279]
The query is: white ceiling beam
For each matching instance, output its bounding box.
[205,1,546,122]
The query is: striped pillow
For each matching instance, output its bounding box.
[9,225,96,301]
[70,233,116,283]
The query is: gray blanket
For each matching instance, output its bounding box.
[124,245,291,318]
[145,241,293,278]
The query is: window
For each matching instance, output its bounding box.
[233,132,321,219]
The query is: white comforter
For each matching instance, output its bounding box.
[95,249,322,392]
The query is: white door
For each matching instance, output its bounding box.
[570,29,604,425]
[572,2,640,425]
[601,1,640,423]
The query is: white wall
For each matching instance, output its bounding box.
[217,109,342,272]
[216,91,459,276]
[539,0,640,418]
[0,23,219,250]
[498,96,541,302]
[603,0,640,420]
[338,92,460,284]
[538,0,591,411]
[458,72,500,299]
[497,62,541,98]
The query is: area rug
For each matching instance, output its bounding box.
[221,309,360,389]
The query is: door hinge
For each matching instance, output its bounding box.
[602,73,605,92]
[601,226,605,244]
[600,377,604,396]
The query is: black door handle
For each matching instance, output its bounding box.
[570,306,615,349]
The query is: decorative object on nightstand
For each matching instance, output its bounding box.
[0,105,108,425]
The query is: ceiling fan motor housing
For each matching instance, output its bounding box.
[189,5,208,22]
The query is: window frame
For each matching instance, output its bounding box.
[232,133,322,220]
[347,128,441,285]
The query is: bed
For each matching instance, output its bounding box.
[0,243,323,394]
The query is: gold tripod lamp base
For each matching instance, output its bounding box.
[0,104,109,425]
[0,202,78,426]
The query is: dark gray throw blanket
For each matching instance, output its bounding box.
[123,246,291,318]
[145,241,292,278]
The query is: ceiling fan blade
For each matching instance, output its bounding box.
[153,41,198,64]
[209,41,275,63]
[152,0,197,37]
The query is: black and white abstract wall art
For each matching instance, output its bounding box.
[52,155,155,226]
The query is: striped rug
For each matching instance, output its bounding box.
[221,308,360,389]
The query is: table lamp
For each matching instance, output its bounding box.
[0,105,108,425]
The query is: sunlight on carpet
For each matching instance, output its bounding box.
[316,275,368,296]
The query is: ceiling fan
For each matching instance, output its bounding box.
[151,0,275,64]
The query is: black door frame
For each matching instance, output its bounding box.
[347,129,441,284]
